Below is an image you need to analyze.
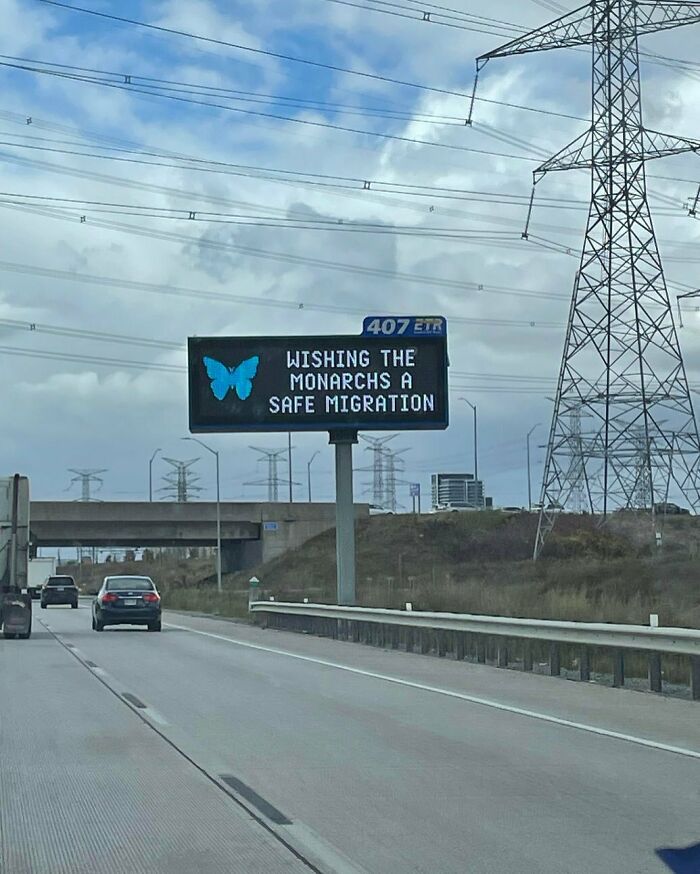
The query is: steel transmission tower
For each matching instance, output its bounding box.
[67,468,107,502]
[473,1,700,557]
[360,435,397,506]
[160,457,202,502]
[247,447,296,501]
[382,447,409,513]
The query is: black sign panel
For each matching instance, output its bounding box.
[188,333,448,433]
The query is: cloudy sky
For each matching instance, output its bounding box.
[1,0,699,508]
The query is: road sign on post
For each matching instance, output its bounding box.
[187,320,449,605]
[188,332,448,433]
[409,482,421,514]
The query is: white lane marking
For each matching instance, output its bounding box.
[165,622,700,761]
[282,822,371,874]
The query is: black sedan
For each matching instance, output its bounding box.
[92,575,161,632]
[41,576,79,609]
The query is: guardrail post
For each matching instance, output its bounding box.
[476,636,486,664]
[454,632,465,661]
[548,643,561,677]
[391,626,400,649]
[579,649,591,682]
[522,641,533,672]
[690,656,700,701]
[420,629,431,655]
[405,628,414,653]
[612,650,625,687]
[497,640,508,668]
[648,652,662,693]
[437,631,447,657]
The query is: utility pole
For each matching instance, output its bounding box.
[148,448,161,502]
[182,437,221,594]
[67,469,107,502]
[307,451,320,502]
[459,397,479,505]
[287,432,293,503]
[472,2,700,557]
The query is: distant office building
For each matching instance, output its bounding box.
[431,473,491,510]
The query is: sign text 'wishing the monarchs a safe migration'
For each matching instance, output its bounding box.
[188,329,448,433]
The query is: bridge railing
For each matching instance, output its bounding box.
[249,601,700,700]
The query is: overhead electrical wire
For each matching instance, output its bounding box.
[0,54,588,124]
[1,58,565,161]
[36,0,700,109]
[4,57,691,216]
[0,257,568,321]
[35,0,487,99]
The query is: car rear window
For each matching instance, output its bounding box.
[46,577,75,587]
[105,577,154,591]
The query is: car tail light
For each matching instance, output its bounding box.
[102,592,119,603]
[142,592,160,603]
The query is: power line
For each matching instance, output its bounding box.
[315,0,522,35]
[2,59,551,160]
[35,0,479,99]
[0,54,586,124]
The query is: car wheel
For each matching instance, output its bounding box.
[20,630,31,640]
[148,621,162,632]
[94,618,104,632]
[71,602,78,609]
[3,631,16,639]
[40,603,46,609]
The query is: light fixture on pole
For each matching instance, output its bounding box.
[527,424,541,511]
[149,448,161,502]
[182,437,221,594]
[307,451,320,502]
[459,397,479,507]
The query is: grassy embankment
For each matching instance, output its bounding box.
[65,511,700,629]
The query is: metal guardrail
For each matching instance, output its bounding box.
[250,601,700,700]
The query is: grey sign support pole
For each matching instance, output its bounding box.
[329,429,358,606]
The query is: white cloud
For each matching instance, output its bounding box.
[0,1,697,506]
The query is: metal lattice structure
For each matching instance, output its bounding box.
[473,0,700,557]
[67,468,107,502]
[159,457,202,502]
[359,435,397,507]
[246,447,293,502]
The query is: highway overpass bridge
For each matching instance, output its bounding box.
[30,501,369,572]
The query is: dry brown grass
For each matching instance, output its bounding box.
[63,511,700,629]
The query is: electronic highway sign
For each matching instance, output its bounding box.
[188,319,448,433]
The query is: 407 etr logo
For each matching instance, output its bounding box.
[362,316,446,337]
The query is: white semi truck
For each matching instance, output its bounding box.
[28,556,56,600]
[0,474,32,639]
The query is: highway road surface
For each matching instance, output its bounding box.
[2,604,699,874]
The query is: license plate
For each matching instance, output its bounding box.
[123,598,138,606]
[57,587,65,592]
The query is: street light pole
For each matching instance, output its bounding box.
[459,397,479,507]
[307,451,320,502]
[288,431,293,503]
[149,448,161,502]
[527,423,541,511]
[182,437,221,594]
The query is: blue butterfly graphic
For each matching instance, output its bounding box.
[203,355,260,401]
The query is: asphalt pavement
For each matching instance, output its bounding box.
[2,602,699,874]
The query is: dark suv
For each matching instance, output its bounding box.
[41,576,79,609]
[92,575,161,632]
